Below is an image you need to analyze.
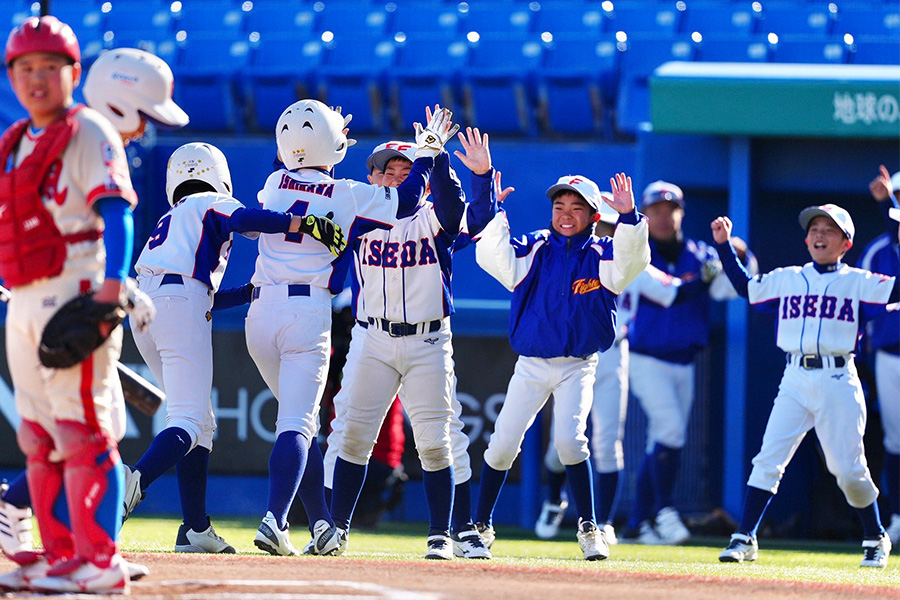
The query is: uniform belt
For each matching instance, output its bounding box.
[356,319,369,329]
[787,354,847,369]
[251,284,311,301]
[368,317,441,337]
[161,273,183,285]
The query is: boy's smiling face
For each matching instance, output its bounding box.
[805,215,852,264]
[552,191,595,237]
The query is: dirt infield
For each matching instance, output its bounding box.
[8,552,885,600]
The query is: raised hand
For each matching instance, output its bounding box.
[495,170,515,204]
[454,127,492,175]
[414,105,460,159]
[710,216,733,244]
[869,164,893,202]
[607,172,635,214]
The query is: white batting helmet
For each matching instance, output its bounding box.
[165,142,232,207]
[83,48,188,134]
[275,99,351,170]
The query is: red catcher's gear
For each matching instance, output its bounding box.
[371,397,405,469]
[5,16,80,66]
[0,106,102,288]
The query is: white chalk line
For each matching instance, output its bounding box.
[130,578,441,600]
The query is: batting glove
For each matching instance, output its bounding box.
[125,278,156,333]
[300,211,347,257]
[415,107,460,159]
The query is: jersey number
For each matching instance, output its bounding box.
[284,200,309,244]
[148,215,172,249]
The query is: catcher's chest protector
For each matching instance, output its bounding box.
[0,105,100,288]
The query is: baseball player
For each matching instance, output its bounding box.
[248,100,448,557]
[713,204,898,568]
[860,166,900,546]
[622,181,748,546]
[123,142,344,554]
[536,201,683,544]
[0,16,139,593]
[472,173,651,561]
[0,46,188,572]
[328,122,499,560]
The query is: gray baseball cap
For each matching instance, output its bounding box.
[798,204,855,242]
[366,141,416,173]
[641,180,684,209]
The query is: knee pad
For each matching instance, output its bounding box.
[18,420,54,462]
[837,473,879,509]
[483,436,519,472]
[339,419,378,464]
[413,420,452,472]
[55,421,115,465]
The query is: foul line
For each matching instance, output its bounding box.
[132,579,441,599]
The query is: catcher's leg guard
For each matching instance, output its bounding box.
[17,420,75,563]
[56,421,122,567]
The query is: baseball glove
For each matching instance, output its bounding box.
[300,211,347,257]
[39,294,127,369]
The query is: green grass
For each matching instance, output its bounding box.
[116,516,900,588]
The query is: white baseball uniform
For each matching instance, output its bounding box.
[744,263,895,508]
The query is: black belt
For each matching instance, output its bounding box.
[356,319,369,329]
[251,284,311,302]
[789,354,846,369]
[368,317,441,337]
[161,273,183,285]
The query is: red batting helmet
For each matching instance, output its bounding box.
[6,16,81,67]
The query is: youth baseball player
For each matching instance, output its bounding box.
[249,100,447,557]
[328,121,499,560]
[0,16,138,593]
[622,181,746,546]
[123,142,344,554]
[860,166,900,546]
[713,204,898,568]
[536,200,682,544]
[473,173,650,561]
[0,46,186,573]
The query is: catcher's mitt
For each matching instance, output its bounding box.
[39,294,127,369]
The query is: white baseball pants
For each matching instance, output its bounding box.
[876,350,900,455]
[629,352,694,451]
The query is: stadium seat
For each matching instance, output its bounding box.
[833,6,900,39]
[388,34,469,133]
[102,3,172,44]
[756,5,835,37]
[244,35,324,132]
[530,6,604,37]
[174,2,245,37]
[678,3,756,38]
[316,34,396,135]
[390,3,462,37]
[537,37,619,137]
[848,36,900,65]
[173,35,252,132]
[772,36,846,63]
[695,37,771,62]
[243,2,317,38]
[601,3,681,36]
[463,35,543,135]
[460,4,532,36]
[315,3,390,38]
[616,34,695,134]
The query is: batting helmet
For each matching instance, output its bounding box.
[275,99,351,170]
[641,181,684,209]
[546,175,604,213]
[5,16,80,67]
[83,48,189,134]
[366,141,416,173]
[165,142,232,207]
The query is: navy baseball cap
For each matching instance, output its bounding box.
[798,204,855,242]
[366,141,416,173]
[641,181,684,209]
[546,175,604,212]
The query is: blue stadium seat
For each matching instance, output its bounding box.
[849,36,900,65]
[316,34,396,135]
[460,4,532,36]
[601,3,681,36]
[756,5,835,37]
[390,3,462,37]
[678,3,756,37]
[772,36,847,63]
[695,37,771,62]
[103,3,172,43]
[537,37,619,137]
[174,2,245,37]
[43,3,105,49]
[616,34,696,134]
[173,35,252,132]
[243,3,317,38]
[530,6,604,37]
[464,35,543,135]
[315,3,390,37]
[244,35,324,132]
[389,34,469,133]
[834,6,900,38]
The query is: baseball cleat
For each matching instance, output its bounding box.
[302,538,316,555]
[0,553,51,592]
[424,534,453,560]
[121,465,145,523]
[124,560,149,580]
[31,554,128,594]
[312,520,345,556]
[0,482,33,557]
[602,523,618,546]
[174,523,235,553]
[621,520,664,545]
[254,511,300,556]
[576,518,609,561]
[534,498,568,540]
[886,514,900,547]
[860,533,891,568]
[654,506,690,545]
[719,532,758,563]
[474,521,495,548]
[451,525,492,559]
